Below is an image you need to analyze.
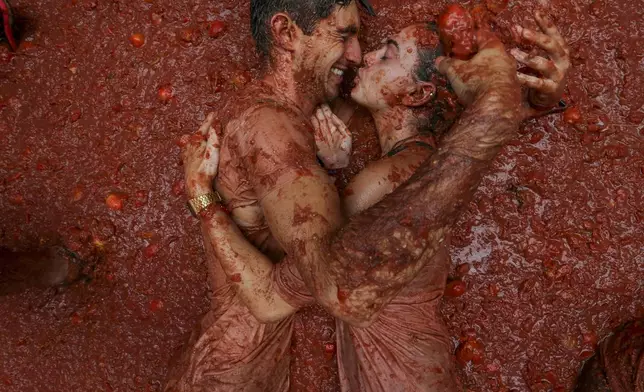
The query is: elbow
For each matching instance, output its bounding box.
[317,294,379,329]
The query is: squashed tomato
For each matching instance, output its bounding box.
[438,4,476,60]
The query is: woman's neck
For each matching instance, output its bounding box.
[371,106,420,154]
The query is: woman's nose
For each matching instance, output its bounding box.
[363,51,376,67]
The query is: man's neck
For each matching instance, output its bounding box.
[261,61,318,117]
[371,106,419,154]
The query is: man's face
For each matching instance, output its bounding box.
[351,25,437,110]
[298,2,362,102]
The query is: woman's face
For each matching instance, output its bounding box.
[351,25,438,110]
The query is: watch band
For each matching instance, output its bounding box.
[187,192,223,217]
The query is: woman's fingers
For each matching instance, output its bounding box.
[514,25,566,61]
[510,48,557,78]
[198,112,216,136]
[534,11,567,51]
[516,72,558,93]
[315,108,333,144]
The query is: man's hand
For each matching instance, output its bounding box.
[511,11,570,109]
[435,29,519,106]
[180,112,220,199]
[311,104,352,169]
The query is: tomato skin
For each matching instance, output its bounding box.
[144,243,160,258]
[149,299,164,312]
[563,107,582,124]
[444,280,467,297]
[158,85,173,103]
[106,193,125,211]
[129,33,145,48]
[438,4,476,60]
[208,21,226,38]
[456,339,485,365]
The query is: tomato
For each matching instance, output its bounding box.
[323,342,336,360]
[231,70,251,89]
[70,109,81,122]
[149,299,164,312]
[150,13,162,26]
[178,27,199,43]
[143,243,160,258]
[134,189,149,207]
[444,279,467,297]
[129,33,145,48]
[71,313,82,325]
[9,194,24,205]
[158,85,173,103]
[105,193,125,210]
[208,20,226,38]
[455,263,471,277]
[171,180,184,196]
[563,107,582,124]
[456,339,485,365]
[437,4,476,60]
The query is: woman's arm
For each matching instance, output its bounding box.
[342,147,431,216]
[510,11,570,118]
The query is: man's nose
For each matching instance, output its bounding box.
[345,37,362,66]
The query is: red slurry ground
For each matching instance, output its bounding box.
[0,0,641,391]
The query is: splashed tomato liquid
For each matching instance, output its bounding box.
[0,0,641,391]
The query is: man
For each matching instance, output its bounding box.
[575,319,644,392]
[167,0,529,390]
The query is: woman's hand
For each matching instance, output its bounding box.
[311,104,352,169]
[511,10,570,110]
[180,112,220,199]
[436,29,520,107]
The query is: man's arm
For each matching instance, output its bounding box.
[198,207,297,322]
[180,115,297,323]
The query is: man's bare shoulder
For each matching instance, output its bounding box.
[224,101,314,157]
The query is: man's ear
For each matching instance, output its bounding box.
[401,82,436,107]
[270,13,298,52]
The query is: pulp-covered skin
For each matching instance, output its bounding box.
[0,1,641,392]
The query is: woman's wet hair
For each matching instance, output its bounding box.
[251,0,374,59]
[415,22,443,83]
[411,22,457,137]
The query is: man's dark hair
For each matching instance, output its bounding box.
[250,0,375,58]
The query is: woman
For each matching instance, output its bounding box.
[167,11,569,392]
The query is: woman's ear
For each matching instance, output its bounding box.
[402,82,436,107]
[270,13,298,52]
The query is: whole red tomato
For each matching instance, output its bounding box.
[437,4,476,60]
[129,33,145,48]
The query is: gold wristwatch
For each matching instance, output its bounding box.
[187,192,223,217]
